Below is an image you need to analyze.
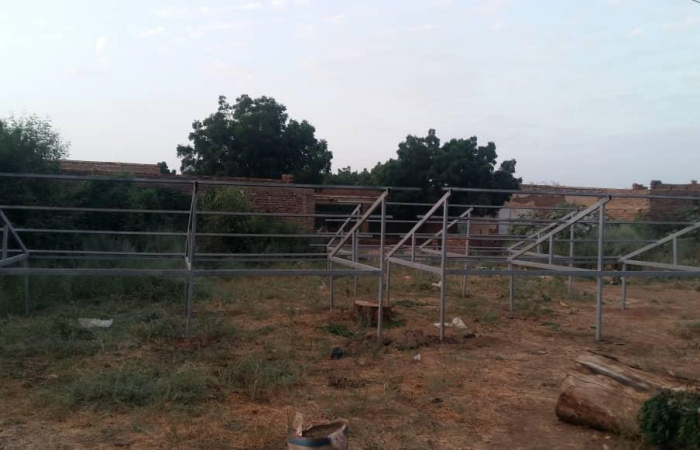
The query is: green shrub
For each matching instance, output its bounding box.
[199,187,311,255]
[638,389,700,448]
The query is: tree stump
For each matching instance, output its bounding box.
[354,300,391,324]
[555,352,698,435]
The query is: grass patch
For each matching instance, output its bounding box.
[217,356,304,400]
[0,315,108,360]
[393,299,428,308]
[479,310,499,324]
[131,308,236,344]
[68,363,209,408]
[319,323,355,338]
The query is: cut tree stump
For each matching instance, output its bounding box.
[555,352,699,435]
[354,300,391,324]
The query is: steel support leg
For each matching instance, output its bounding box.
[385,261,392,307]
[595,205,606,342]
[377,195,387,338]
[568,225,574,297]
[621,262,627,310]
[439,196,449,341]
[23,258,30,316]
[508,262,515,311]
[352,230,358,298]
[1,225,7,261]
[185,182,198,338]
[673,237,678,266]
[329,259,335,310]
[461,215,471,297]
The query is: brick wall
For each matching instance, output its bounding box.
[59,160,161,176]
[648,180,700,218]
[505,184,650,221]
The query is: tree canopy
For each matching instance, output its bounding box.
[0,115,69,174]
[326,129,521,212]
[177,95,333,183]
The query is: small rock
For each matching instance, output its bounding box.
[413,353,421,361]
[78,318,113,328]
[329,347,347,360]
[430,397,443,404]
[451,317,467,329]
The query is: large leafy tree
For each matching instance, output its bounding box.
[0,115,69,174]
[177,95,333,183]
[326,129,521,219]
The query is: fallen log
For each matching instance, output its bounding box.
[555,352,698,435]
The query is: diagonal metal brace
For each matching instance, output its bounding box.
[619,221,700,262]
[329,190,389,257]
[508,197,611,261]
[0,209,29,254]
[507,209,578,252]
[386,191,451,258]
[418,206,473,251]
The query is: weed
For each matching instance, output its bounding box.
[218,356,303,400]
[393,299,427,308]
[672,321,700,341]
[319,323,355,338]
[479,310,499,324]
[542,321,561,332]
[68,363,209,408]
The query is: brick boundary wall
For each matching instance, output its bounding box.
[56,160,700,234]
[505,184,651,221]
[648,180,700,218]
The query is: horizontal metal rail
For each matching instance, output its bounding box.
[329,256,379,271]
[0,267,381,277]
[387,256,443,275]
[0,172,421,191]
[0,253,28,268]
[623,260,700,272]
[445,186,700,201]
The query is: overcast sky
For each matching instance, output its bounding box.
[1,0,698,188]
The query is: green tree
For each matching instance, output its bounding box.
[176,95,332,183]
[324,166,376,186]
[0,115,69,173]
[365,129,520,218]
[157,161,176,174]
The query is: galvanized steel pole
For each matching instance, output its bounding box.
[377,193,387,338]
[439,194,450,341]
[186,182,198,337]
[595,204,606,341]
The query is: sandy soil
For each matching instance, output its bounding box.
[1,274,699,449]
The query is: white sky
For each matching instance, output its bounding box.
[1,0,699,188]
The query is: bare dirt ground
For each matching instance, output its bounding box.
[1,271,699,449]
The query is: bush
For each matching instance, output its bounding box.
[199,187,311,255]
[638,389,700,448]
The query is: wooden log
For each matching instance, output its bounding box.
[555,353,698,435]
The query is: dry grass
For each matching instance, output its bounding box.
[1,268,700,448]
